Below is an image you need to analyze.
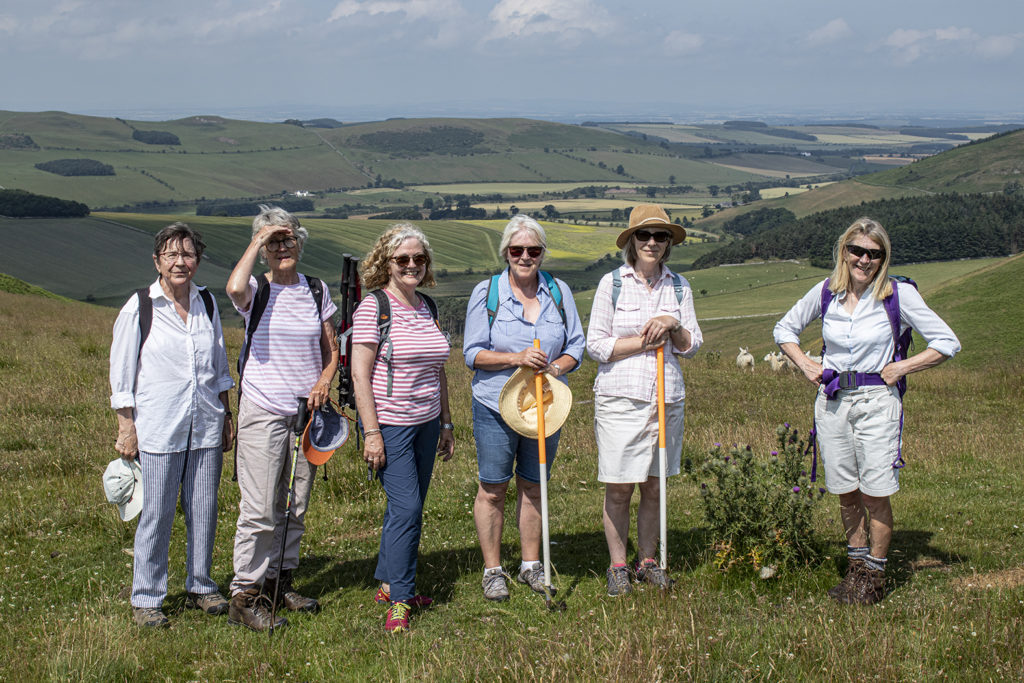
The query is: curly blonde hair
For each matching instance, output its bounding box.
[360,223,436,290]
[829,217,893,301]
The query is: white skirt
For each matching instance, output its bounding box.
[594,394,685,484]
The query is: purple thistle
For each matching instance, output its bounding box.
[792,486,800,493]
[724,456,730,463]
[714,443,721,448]
[771,451,778,456]
[819,488,826,494]
[784,422,790,429]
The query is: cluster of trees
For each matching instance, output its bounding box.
[0,133,38,150]
[196,197,314,216]
[0,189,89,217]
[356,126,488,156]
[693,193,1024,269]
[35,158,115,176]
[132,130,181,145]
[722,120,817,142]
[721,208,797,237]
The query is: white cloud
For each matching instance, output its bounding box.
[976,34,1018,59]
[806,18,851,47]
[485,0,614,42]
[327,0,460,23]
[0,15,18,34]
[663,30,703,56]
[884,25,1019,63]
[195,1,284,39]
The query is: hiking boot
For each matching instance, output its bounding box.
[840,565,886,606]
[228,589,288,632]
[374,586,433,608]
[185,591,229,616]
[635,558,674,590]
[385,601,411,633]
[827,558,865,602]
[133,606,169,628]
[606,565,632,596]
[482,568,510,602]
[517,565,556,596]
[263,570,320,613]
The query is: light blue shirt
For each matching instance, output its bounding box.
[463,269,586,413]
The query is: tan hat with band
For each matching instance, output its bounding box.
[616,204,687,248]
[498,368,573,438]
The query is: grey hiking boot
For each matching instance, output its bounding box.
[133,606,169,628]
[606,565,632,596]
[635,558,674,590]
[186,591,229,616]
[228,588,288,632]
[827,558,865,602]
[840,565,886,606]
[482,568,510,602]
[263,569,320,613]
[517,565,556,596]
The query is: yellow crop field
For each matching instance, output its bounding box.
[758,186,810,199]
[411,181,644,195]
[470,198,702,213]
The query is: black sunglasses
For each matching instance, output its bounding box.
[508,245,543,258]
[390,254,428,266]
[846,244,885,261]
[634,230,671,243]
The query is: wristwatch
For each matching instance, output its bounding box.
[549,362,561,376]
[441,422,455,431]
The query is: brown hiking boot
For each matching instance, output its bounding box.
[840,565,886,605]
[827,558,865,602]
[133,606,169,628]
[228,588,288,632]
[263,569,320,613]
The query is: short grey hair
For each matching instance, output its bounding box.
[499,215,547,264]
[251,204,309,264]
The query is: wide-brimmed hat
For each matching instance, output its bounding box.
[616,204,687,248]
[103,457,143,522]
[302,400,349,466]
[498,367,573,438]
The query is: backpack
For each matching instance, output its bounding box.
[135,286,215,353]
[610,267,685,309]
[819,275,916,398]
[486,270,566,328]
[367,288,440,397]
[237,273,325,392]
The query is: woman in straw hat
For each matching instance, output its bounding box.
[586,204,702,596]
[351,223,454,633]
[109,222,234,628]
[462,215,585,602]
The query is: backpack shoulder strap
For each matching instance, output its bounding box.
[238,274,270,387]
[306,275,324,320]
[369,289,396,396]
[198,287,215,322]
[486,272,503,327]
[540,271,567,328]
[418,291,440,327]
[671,272,684,304]
[611,267,623,310]
[135,288,152,351]
[819,278,833,357]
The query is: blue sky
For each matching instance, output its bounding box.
[2,0,1022,121]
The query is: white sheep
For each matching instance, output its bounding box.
[782,354,799,373]
[736,347,754,372]
[763,351,786,372]
[804,349,823,365]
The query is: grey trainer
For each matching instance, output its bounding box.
[482,568,510,602]
[635,559,674,590]
[186,591,229,616]
[133,606,169,628]
[606,565,632,596]
[517,565,556,596]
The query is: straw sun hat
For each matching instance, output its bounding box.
[615,204,687,249]
[498,367,573,438]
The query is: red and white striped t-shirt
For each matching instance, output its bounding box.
[236,274,337,416]
[351,290,450,426]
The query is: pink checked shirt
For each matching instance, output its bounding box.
[586,264,702,403]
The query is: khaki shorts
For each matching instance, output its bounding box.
[814,384,902,497]
[595,394,684,484]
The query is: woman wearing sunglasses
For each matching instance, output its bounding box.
[351,224,454,633]
[586,204,702,596]
[774,217,959,605]
[463,215,585,602]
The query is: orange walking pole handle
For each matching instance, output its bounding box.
[533,339,548,465]
[656,346,666,448]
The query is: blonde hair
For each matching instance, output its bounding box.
[360,223,436,290]
[829,217,893,300]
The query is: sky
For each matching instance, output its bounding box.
[2,0,1023,122]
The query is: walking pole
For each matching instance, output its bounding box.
[270,396,310,633]
[533,339,562,610]
[656,344,668,570]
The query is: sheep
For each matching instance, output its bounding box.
[736,347,754,372]
[804,349,823,365]
[782,354,799,373]
[763,351,786,372]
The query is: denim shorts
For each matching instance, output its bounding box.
[472,398,559,484]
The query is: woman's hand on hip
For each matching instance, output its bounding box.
[801,360,823,386]
[363,433,386,470]
[881,361,906,386]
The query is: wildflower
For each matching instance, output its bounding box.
[714,443,721,448]
[771,451,778,456]
[819,488,826,494]
[792,486,800,493]
[784,422,790,429]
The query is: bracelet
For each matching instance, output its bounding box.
[440,423,455,431]
[363,428,382,437]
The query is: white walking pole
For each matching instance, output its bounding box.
[656,344,668,570]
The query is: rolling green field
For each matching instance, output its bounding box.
[0,254,1021,680]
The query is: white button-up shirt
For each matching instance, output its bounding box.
[110,280,234,453]
[774,279,961,372]
[587,264,703,403]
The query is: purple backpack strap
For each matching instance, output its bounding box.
[806,278,833,482]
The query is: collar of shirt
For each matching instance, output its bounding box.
[498,268,553,313]
[619,262,672,286]
[148,278,200,304]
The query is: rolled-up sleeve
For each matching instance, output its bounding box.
[774,281,825,346]
[109,298,141,409]
[586,273,616,363]
[556,278,586,368]
[462,280,491,369]
[672,282,702,358]
[210,296,235,393]
[897,283,961,358]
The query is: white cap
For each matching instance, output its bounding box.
[102,457,143,521]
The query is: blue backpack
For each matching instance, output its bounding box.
[610,267,685,309]
[485,270,566,328]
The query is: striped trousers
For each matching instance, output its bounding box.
[131,445,223,608]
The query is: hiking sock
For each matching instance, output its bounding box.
[484,566,503,575]
[520,560,540,573]
[610,562,627,569]
[865,555,887,572]
[848,546,869,562]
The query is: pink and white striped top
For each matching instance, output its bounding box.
[235,274,337,416]
[351,290,450,426]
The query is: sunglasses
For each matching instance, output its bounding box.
[266,237,297,251]
[633,230,672,244]
[390,254,428,267]
[508,245,543,259]
[846,244,885,261]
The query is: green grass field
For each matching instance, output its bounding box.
[0,254,1021,680]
